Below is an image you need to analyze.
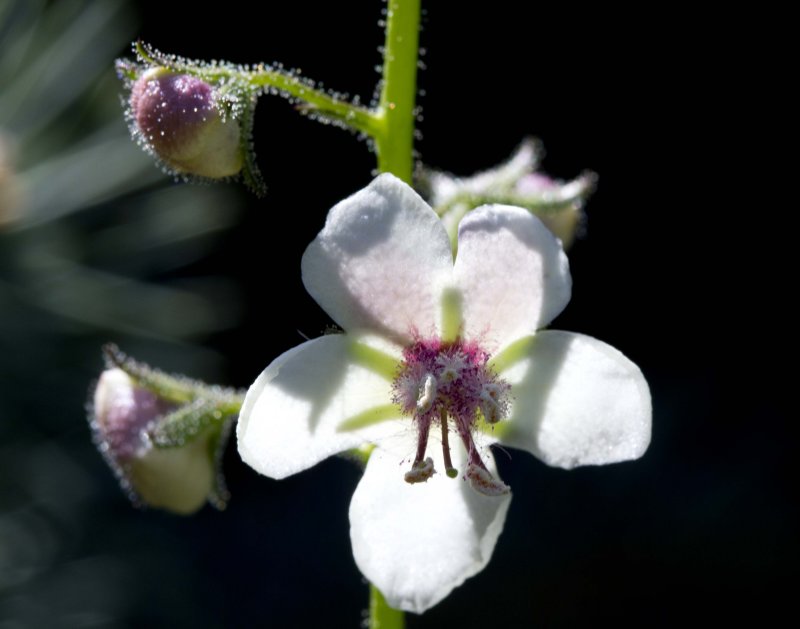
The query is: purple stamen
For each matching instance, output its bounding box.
[392,337,511,494]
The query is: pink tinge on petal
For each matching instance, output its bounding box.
[302,174,453,342]
[454,205,572,350]
[515,173,557,196]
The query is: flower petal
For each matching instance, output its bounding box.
[237,334,402,479]
[302,174,454,341]
[499,331,651,469]
[453,205,571,350]
[349,444,511,613]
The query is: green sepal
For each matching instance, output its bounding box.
[150,402,234,509]
[103,344,196,404]
[148,398,219,448]
[236,90,267,197]
[133,41,233,83]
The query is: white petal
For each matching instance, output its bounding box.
[302,174,453,342]
[349,444,511,613]
[499,331,651,469]
[453,205,571,350]
[237,334,402,479]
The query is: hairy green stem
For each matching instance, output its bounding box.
[244,68,379,135]
[373,0,421,184]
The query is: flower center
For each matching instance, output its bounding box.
[391,338,511,496]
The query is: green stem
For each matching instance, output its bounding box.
[244,68,378,135]
[373,0,421,183]
[369,584,405,629]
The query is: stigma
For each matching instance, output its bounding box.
[392,338,511,496]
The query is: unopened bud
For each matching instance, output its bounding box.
[91,368,217,514]
[130,68,243,179]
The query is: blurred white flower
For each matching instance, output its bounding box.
[420,139,596,249]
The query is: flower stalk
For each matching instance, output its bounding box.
[373,0,421,184]
[369,585,405,629]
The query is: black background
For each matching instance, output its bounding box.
[2,1,792,627]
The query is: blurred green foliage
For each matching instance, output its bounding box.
[1,1,245,623]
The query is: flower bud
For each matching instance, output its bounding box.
[130,68,243,179]
[91,368,217,514]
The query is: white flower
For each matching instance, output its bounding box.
[237,174,651,613]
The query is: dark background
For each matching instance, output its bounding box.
[1,1,791,627]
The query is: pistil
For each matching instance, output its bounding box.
[440,411,458,478]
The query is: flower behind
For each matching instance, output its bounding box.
[237,174,651,612]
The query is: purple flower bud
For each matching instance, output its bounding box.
[92,368,216,514]
[130,68,243,179]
